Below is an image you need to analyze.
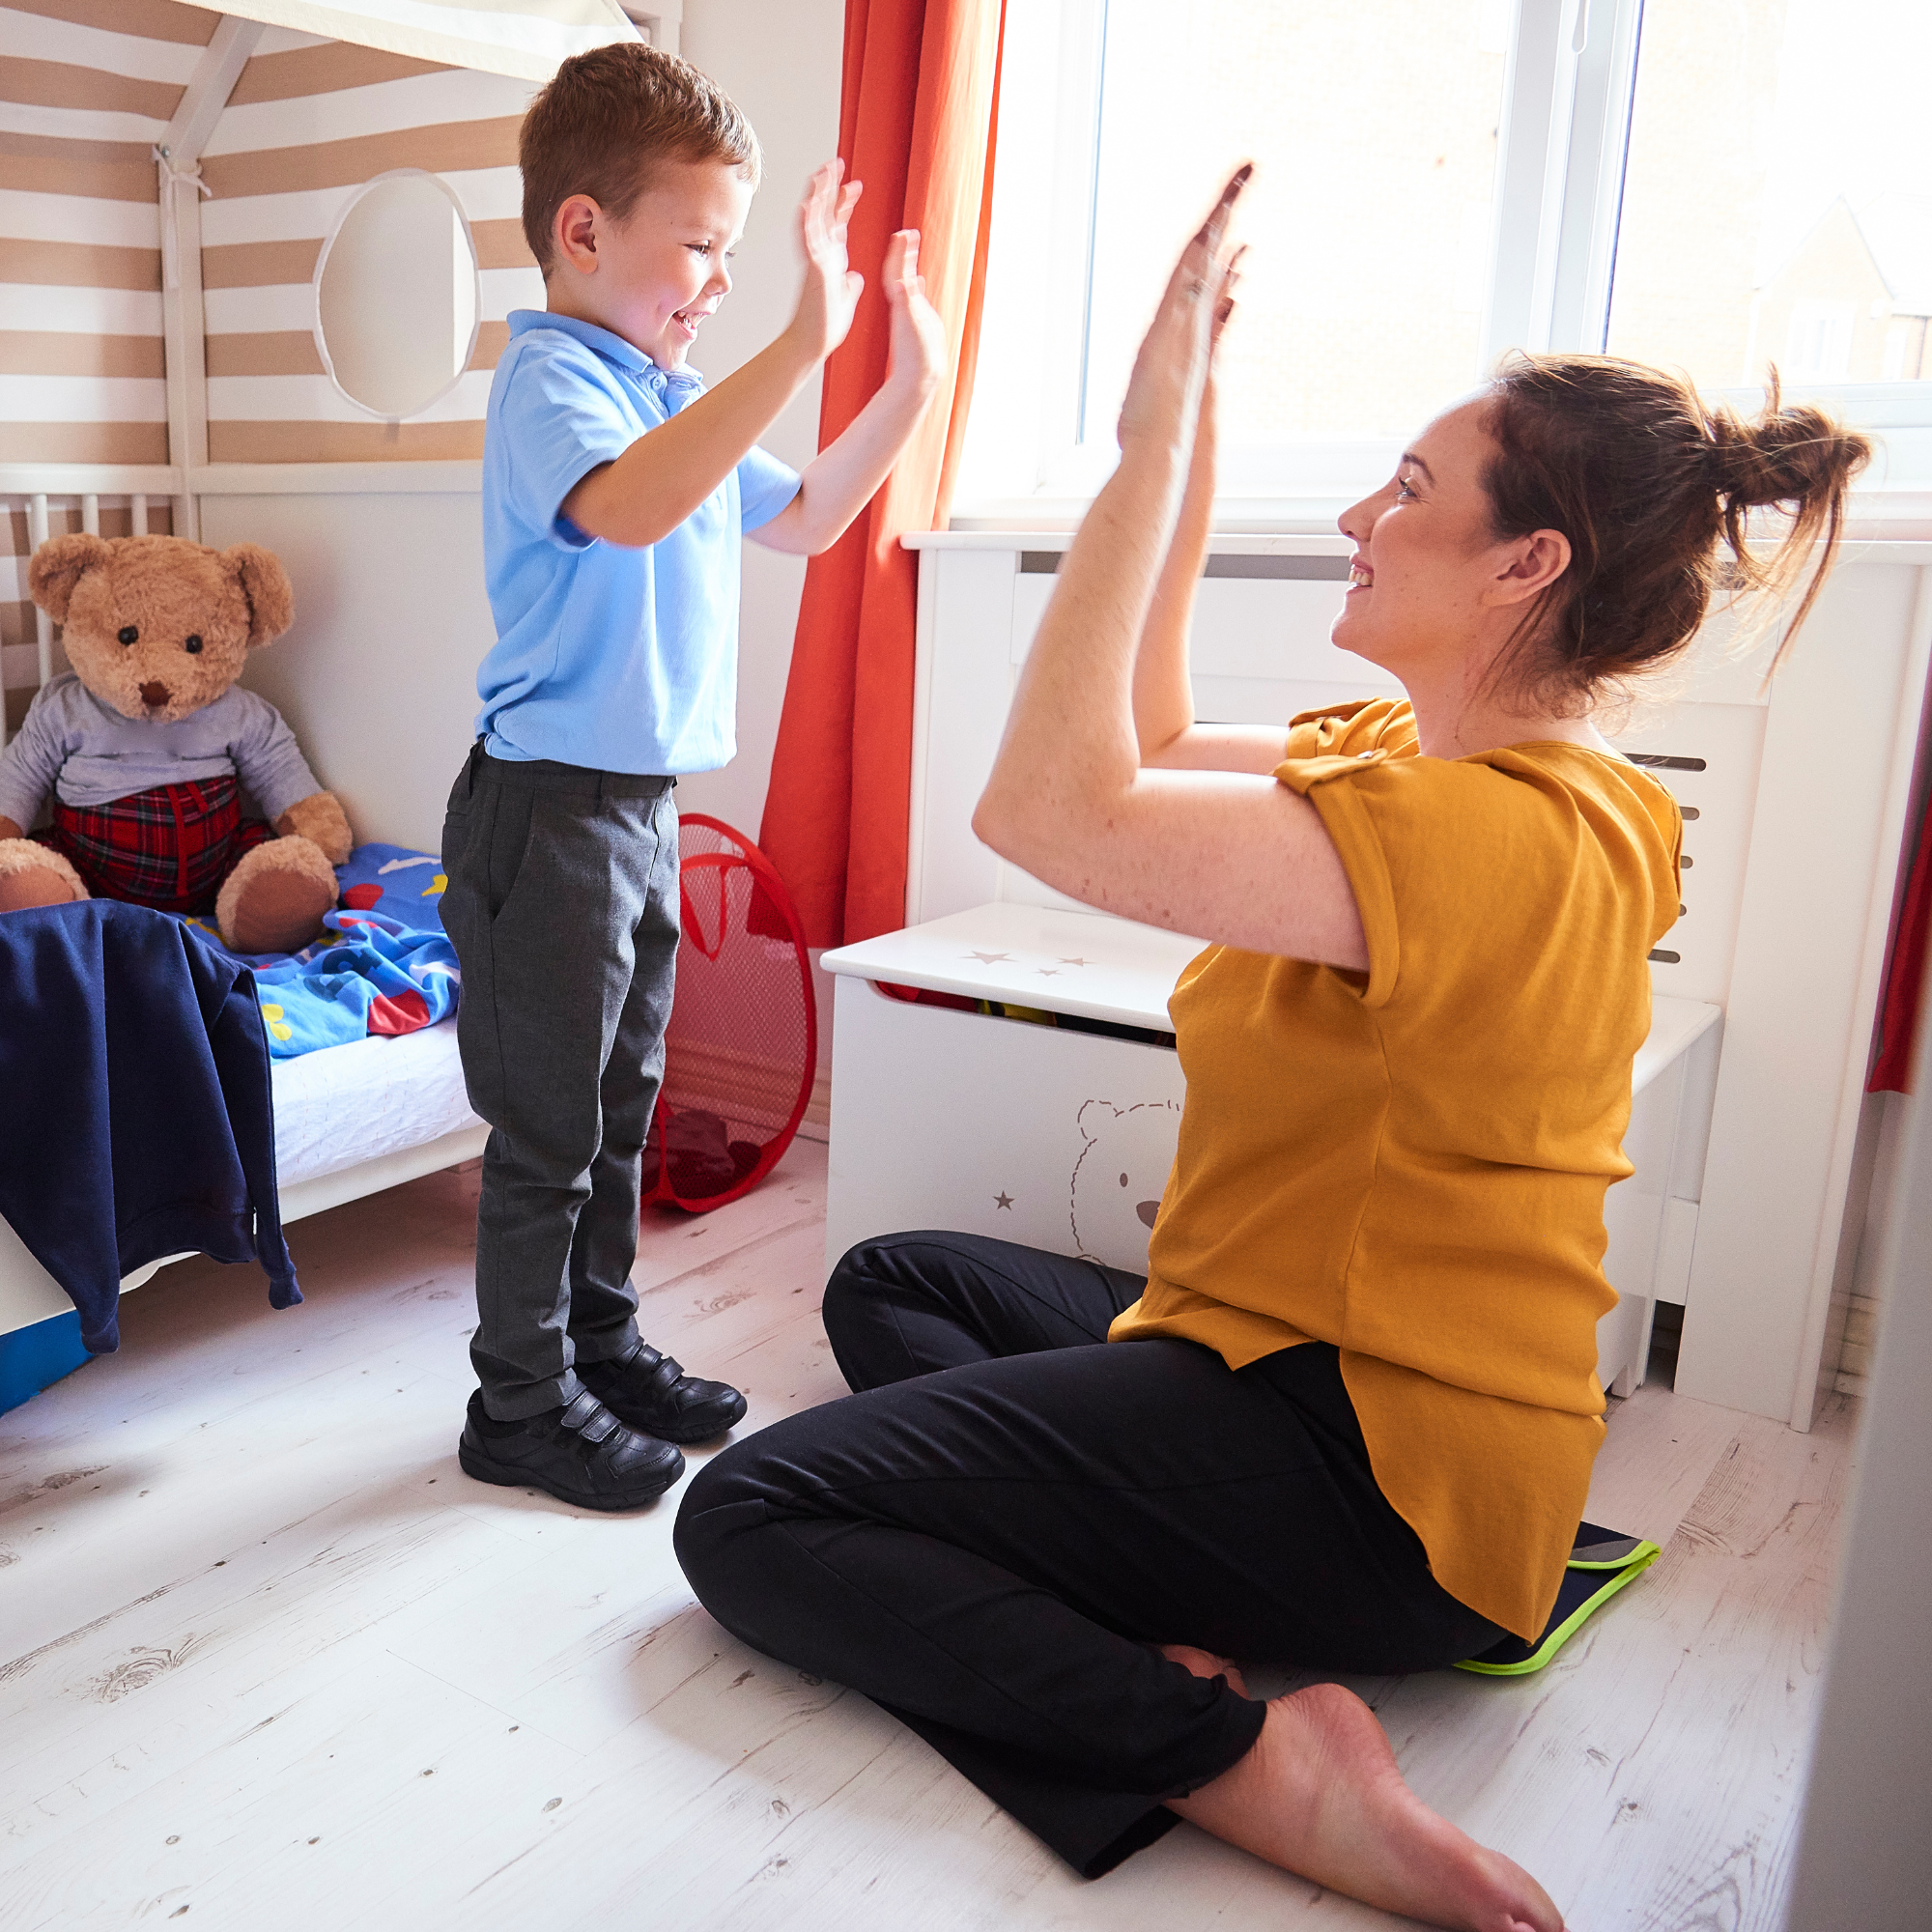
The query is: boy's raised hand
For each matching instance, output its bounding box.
[787,159,865,366]
[883,229,947,401]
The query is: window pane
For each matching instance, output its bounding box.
[1080,0,1511,444]
[1607,0,1932,390]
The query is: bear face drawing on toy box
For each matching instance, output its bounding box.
[1068,1097,1183,1271]
[0,533,351,954]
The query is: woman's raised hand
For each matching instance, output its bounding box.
[1116,166,1250,456]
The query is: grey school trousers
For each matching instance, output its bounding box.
[440,742,681,1420]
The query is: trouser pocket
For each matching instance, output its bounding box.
[452,780,542,928]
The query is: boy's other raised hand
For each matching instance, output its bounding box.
[883,229,947,403]
[786,159,865,367]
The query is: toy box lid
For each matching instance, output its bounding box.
[821,904,1200,1032]
[823,902,1721,1089]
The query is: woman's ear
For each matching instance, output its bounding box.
[1487,528,1572,607]
[27,532,113,624]
[224,543,295,646]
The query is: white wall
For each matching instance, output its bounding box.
[1786,1076,1932,1930]
[215,490,497,854]
[673,0,845,838]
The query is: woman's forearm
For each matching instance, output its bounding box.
[974,170,1242,880]
[1134,386,1217,760]
[974,435,1191,862]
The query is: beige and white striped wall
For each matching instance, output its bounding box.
[0,0,207,725]
[200,27,542,463]
[1,2,544,469]
[0,0,549,728]
[0,0,204,468]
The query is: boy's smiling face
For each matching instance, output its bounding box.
[548,157,755,369]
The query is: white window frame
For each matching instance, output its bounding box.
[952,0,1932,534]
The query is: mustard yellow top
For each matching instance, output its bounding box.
[1109,698,1683,1639]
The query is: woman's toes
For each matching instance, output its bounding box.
[1169,1684,1563,1932]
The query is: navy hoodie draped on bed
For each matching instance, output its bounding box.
[0,900,299,1352]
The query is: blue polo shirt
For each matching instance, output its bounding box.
[477,310,801,774]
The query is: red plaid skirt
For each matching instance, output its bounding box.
[39,777,274,914]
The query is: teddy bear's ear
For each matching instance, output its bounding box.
[224,543,295,647]
[27,532,113,624]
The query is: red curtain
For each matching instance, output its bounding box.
[757,0,1006,948]
[1870,796,1932,1092]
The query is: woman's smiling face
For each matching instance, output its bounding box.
[1331,397,1553,688]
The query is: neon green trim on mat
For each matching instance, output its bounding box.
[1454,1542,1662,1677]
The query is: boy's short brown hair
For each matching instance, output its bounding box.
[520,41,761,275]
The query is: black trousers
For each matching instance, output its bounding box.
[440,746,681,1419]
[674,1232,1502,1877]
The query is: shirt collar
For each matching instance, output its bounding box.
[507,309,706,404]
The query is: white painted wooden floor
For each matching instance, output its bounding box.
[0,1140,1855,1931]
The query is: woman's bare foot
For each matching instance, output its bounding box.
[1156,1642,1249,1697]
[1165,1681,1562,1932]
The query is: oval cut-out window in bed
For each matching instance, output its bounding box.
[314,169,480,421]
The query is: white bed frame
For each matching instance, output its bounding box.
[822,529,1932,1433]
[0,477,489,1345]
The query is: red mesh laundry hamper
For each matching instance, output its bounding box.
[641,814,818,1212]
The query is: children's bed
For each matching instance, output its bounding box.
[0,10,664,1399]
[0,1016,485,1335]
[0,484,488,1393]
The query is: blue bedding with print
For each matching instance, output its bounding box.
[176,843,459,1059]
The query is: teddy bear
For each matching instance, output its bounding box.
[0,532,351,955]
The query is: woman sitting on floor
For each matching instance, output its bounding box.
[674,172,1866,1929]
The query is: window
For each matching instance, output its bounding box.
[955,0,1932,522]
[1076,1,1511,448]
[1606,0,1932,397]
[1781,303,1856,384]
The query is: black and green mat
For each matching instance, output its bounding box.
[1455,1521,1662,1677]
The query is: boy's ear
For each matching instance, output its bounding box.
[554,193,602,274]
[28,532,113,623]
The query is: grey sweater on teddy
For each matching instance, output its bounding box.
[0,672,324,825]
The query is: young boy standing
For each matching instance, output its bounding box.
[447,43,942,1510]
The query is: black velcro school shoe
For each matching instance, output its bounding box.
[458,1389,685,1510]
[574,1340,749,1444]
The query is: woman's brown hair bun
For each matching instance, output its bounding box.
[1482,355,1872,707]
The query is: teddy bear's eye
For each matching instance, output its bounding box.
[184,635,203,654]
[117,625,137,645]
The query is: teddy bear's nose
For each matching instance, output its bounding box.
[138,681,171,708]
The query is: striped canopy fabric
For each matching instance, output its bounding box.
[213,1,640,84]
[1,0,582,727]
[196,26,549,462]
[0,2,563,476]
